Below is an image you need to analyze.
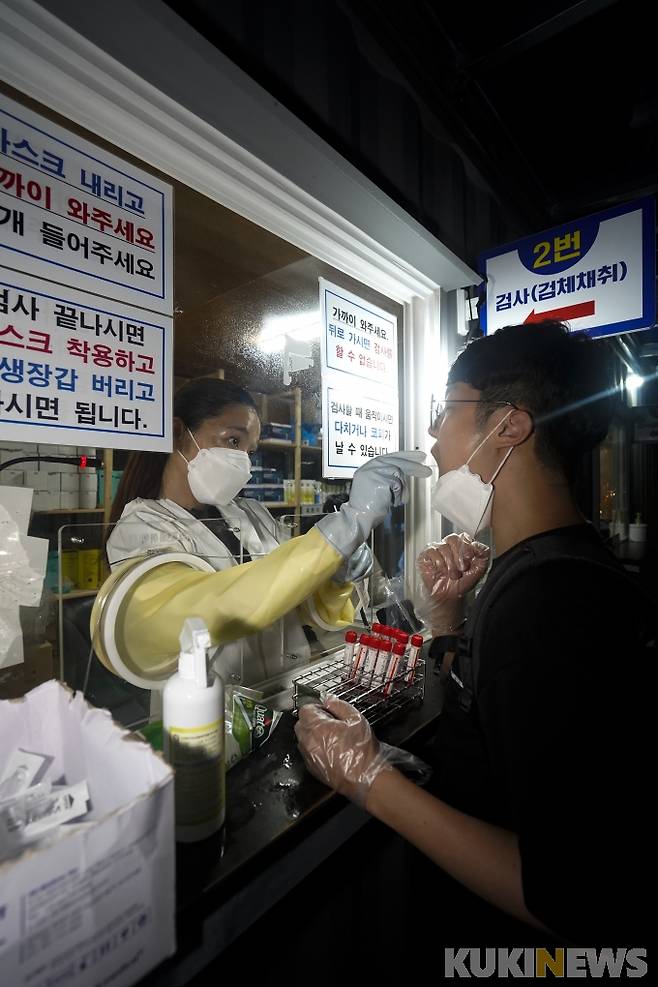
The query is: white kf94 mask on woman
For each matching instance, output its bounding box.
[431,410,513,537]
[179,431,252,507]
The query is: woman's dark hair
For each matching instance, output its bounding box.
[110,378,258,524]
[447,320,618,483]
[323,493,349,513]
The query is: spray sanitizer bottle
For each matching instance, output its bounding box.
[163,617,225,842]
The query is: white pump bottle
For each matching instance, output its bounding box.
[163,617,225,842]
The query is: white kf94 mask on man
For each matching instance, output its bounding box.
[431,410,513,537]
[179,431,252,507]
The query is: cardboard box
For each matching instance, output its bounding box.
[77,549,101,589]
[24,470,45,492]
[0,442,28,452]
[0,681,175,987]
[61,473,81,494]
[0,471,24,487]
[32,491,58,511]
[61,491,80,510]
[0,451,24,465]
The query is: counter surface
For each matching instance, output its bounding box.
[141,648,442,985]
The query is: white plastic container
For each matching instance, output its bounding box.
[79,490,97,509]
[61,491,80,510]
[163,618,225,842]
[79,468,98,508]
[629,513,647,543]
[61,472,80,493]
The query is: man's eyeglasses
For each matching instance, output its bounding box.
[429,398,516,429]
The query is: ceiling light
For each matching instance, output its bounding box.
[258,310,320,350]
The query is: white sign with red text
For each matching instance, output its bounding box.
[320,278,399,479]
[1,95,173,315]
[0,272,172,450]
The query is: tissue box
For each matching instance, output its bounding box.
[0,681,175,987]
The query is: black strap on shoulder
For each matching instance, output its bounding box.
[456,532,648,713]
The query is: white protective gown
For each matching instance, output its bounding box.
[105,496,316,689]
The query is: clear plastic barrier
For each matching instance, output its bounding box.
[1,502,421,725]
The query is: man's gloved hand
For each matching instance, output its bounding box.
[415,533,490,630]
[294,697,430,808]
[317,451,431,561]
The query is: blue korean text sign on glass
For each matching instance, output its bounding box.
[480,197,655,339]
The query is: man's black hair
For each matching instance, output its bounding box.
[447,320,617,482]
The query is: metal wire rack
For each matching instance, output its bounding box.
[293,652,425,727]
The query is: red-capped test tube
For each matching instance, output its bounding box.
[406,634,424,684]
[363,636,380,684]
[344,630,358,672]
[352,632,370,679]
[394,630,410,671]
[373,638,392,683]
[385,641,406,695]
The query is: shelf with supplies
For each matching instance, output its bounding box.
[252,387,304,535]
[1,444,118,525]
[258,438,294,449]
[251,388,328,532]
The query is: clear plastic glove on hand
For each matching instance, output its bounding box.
[415,533,490,628]
[294,696,430,808]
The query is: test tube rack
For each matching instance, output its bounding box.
[292,651,425,727]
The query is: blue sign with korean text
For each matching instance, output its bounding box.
[480,197,655,339]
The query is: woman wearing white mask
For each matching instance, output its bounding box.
[106,378,428,690]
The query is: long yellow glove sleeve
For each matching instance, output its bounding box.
[105,527,346,665]
[300,580,355,631]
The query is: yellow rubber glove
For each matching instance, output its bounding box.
[300,578,355,632]
[99,527,348,669]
